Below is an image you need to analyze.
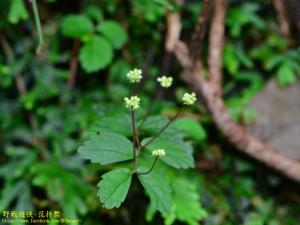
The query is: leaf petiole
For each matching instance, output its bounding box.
[137,157,159,175]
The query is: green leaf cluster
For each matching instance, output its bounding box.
[60,14,127,73]
[77,112,206,220]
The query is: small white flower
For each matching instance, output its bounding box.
[182,92,197,105]
[126,68,142,83]
[152,149,166,157]
[157,76,173,88]
[124,96,140,110]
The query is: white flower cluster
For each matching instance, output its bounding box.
[182,92,197,105]
[157,76,173,88]
[151,149,166,157]
[126,68,142,83]
[124,96,140,111]
[124,69,197,111]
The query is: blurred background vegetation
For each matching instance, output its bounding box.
[1,0,300,224]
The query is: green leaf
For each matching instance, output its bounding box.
[172,118,206,141]
[141,137,194,169]
[84,5,103,21]
[224,44,240,75]
[140,115,181,140]
[78,132,133,165]
[109,59,131,81]
[79,36,113,72]
[30,162,89,219]
[226,3,265,37]
[164,178,207,225]
[0,181,27,211]
[141,115,169,133]
[8,0,28,24]
[98,20,128,49]
[97,168,132,209]
[138,169,172,215]
[276,63,295,86]
[88,112,132,137]
[61,15,93,38]
[265,54,284,71]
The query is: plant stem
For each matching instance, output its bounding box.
[137,157,158,175]
[67,40,80,89]
[31,0,44,55]
[131,111,138,172]
[141,110,180,149]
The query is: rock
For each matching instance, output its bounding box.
[246,79,300,160]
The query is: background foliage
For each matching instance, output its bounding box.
[1,0,300,225]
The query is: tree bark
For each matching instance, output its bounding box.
[166,0,300,182]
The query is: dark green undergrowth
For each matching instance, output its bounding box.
[1,0,300,225]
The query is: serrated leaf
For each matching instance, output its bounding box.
[61,15,93,38]
[172,118,206,141]
[78,132,133,165]
[88,113,132,137]
[97,168,132,209]
[138,169,172,215]
[8,0,28,24]
[79,36,113,72]
[141,137,194,169]
[98,20,128,49]
[164,178,207,225]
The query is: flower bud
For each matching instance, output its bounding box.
[151,149,166,157]
[157,76,173,88]
[182,92,197,105]
[124,96,140,110]
[126,68,142,83]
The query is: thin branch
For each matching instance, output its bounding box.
[141,111,180,149]
[208,0,227,94]
[0,36,14,61]
[0,36,37,130]
[30,0,44,55]
[169,1,300,182]
[67,40,80,89]
[184,64,300,182]
[165,11,182,52]
[0,35,47,157]
[272,0,290,37]
[190,0,213,61]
